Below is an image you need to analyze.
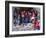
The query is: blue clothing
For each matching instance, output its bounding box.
[24,17,29,23]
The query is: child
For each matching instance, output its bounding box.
[34,19,40,30]
[20,11,25,25]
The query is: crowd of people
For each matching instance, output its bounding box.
[13,8,40,30]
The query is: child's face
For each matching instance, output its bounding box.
[28,11,31,15]
[32,19,35,24]
[21,11,25,14]
[25,12,27,15]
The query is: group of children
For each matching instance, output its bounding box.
[13,8,40,30]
